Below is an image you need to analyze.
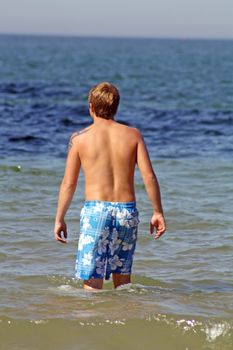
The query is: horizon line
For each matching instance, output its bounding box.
[0,31,233,41]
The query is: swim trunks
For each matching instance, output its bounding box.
[75,201,139,280]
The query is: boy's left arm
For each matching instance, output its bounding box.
[54,134,81,243]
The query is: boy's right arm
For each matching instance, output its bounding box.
[136,132,166,239]
[54,133,81,243]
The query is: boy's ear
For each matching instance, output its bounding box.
[89,102,93,112]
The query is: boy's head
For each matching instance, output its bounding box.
[88,82,120,120]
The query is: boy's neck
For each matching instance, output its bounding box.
[92,115,115,124]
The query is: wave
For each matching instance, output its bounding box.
[8,135,46,143]
[0,82,42,95]
[60,118,88,127]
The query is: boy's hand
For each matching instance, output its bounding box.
[54,221,67,244]
[150,213,166,239]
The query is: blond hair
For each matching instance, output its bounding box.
[88,82,120,120]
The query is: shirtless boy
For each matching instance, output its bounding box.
[54,82,166,290]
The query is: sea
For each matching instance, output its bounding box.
[0,34,233,350]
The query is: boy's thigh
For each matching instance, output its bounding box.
[105,226,138,280]
[76,204,110,280]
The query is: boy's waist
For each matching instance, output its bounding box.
[84,200,137,209]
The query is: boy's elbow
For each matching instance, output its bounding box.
[61,178,77,190]
[143,173,157,184]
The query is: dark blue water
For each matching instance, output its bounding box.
[0,34,233,159]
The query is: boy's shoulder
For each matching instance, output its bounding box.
[117,122,142,140]
[69,126,92,142]
[68,126,92,151]
[114,122,142,143]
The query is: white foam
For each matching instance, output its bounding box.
[204,322,231,342]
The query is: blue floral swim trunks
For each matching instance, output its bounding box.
[75,201,139,280]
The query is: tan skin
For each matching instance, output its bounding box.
[54,104,166,290]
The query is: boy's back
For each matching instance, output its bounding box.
[74,119,139,202]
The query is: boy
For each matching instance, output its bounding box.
[54,82,166,290]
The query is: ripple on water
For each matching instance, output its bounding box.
[0,253,7,262]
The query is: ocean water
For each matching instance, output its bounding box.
[0,34,233,349]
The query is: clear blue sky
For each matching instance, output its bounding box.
[0,0,233,38]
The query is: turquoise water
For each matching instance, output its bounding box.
[0,35,233,349]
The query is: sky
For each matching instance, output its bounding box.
[0,0,233,39]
